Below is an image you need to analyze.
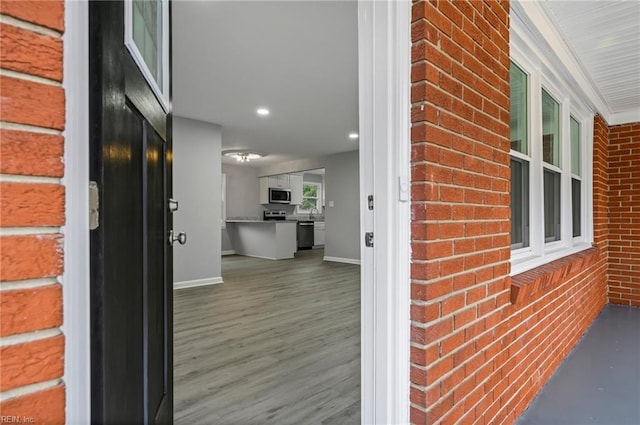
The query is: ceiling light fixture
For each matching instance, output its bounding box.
[348,132,359,139]
[222,150,265,163]
[256,108,270,116]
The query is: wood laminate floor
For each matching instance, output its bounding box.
[174,249,361,425]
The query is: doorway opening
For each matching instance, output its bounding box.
[171,1,362,422]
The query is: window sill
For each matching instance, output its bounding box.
[510,246,600,305]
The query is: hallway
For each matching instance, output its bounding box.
[517,305,640,425]
[173,250,360,425]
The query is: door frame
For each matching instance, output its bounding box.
[63,1,91,423]
[358,1,411,423]
[62,0,411,423]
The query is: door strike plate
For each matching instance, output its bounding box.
[89,181,99,230]
[365,232,374,247]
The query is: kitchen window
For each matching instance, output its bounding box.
[297,182,322,214]
[509,55,594,275]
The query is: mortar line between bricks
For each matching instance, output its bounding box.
[0,121,63,135]
[0,174,61,184]
[0,14,62,38]
[0,378,62,402]
[0,227,61,236]
[0,277,58,290]
[0,327,61,347]
[0,68,63,87]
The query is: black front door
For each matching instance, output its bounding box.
[89,1,173,423]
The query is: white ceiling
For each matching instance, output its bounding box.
[539,0,640,124]
[173,1,640,168]
[172,1,359,167]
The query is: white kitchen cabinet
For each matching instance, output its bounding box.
[314,221,325,246]
[289,174,303,205]
[259,177,270,204]
[268,174,289,189]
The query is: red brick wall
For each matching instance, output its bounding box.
[0,1,66,423]
[410,1,607,423]
[607,122,640,307]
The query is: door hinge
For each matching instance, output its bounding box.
[368,195,374,210]
[365,232,374,247]
[89,180,99,230]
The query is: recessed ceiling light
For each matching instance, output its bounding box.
[257,108,270,116]
[222,150,265,163]
[349,132,359,139]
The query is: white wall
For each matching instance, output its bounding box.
[259,150,360,262]
[173,116,222,284]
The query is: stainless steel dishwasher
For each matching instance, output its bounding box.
[297,221,314,250]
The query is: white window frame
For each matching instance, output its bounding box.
[124,0,170,112]
[510,28,594,276]
[296,181,323,214]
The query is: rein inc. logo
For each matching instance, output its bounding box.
[1,417,35,424]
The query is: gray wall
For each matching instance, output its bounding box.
[173,116,222,283]
[222,163,262,218]
[221,163,263,252]
[259,150,360,262]
[323,151,360,261]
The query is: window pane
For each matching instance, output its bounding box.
[511,158,530,248]
[510,63,528,154]
[303,184,317,197]
[571,116,581,176]
[133,0,162,85]
[542,90,560,167]
[301,198,317,211]
[572,178,581,237]
[544,169,561,242]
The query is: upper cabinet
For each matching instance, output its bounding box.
[289,174,303,205]
[268,174,289,189]
[259,177,270,204]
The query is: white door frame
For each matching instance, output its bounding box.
[359,0,411,424]
[63,0,412,423]
[63,1,91,423]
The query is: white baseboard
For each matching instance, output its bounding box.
[323,256,361,265]
[221,250,236,256]
[174,276,223,290]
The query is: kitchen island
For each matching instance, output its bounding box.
[225,220,297,260]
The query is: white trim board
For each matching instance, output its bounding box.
[174,277,223,290]
[358,0,412,423]
[221,250,236,256]
[62,1,91,423]
[323,256,361,266]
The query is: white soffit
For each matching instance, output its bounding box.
[533,0,640,125]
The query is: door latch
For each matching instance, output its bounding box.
[89,181,99,230]
[169,198,179,212]
[365,232,374,247]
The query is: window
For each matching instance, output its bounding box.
[297,182,322,214]
[510,63,530,249]
[542,89,561,242]
[509,58,593,275]
[570,117,581,237]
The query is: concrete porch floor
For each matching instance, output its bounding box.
[517,304,640,425]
